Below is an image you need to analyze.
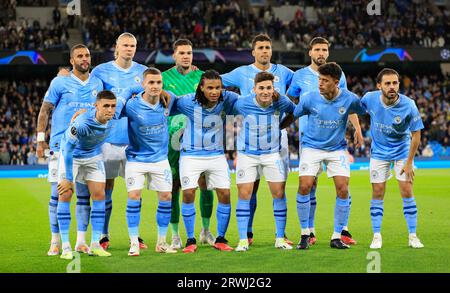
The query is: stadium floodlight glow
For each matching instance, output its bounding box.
[353,48,413,62]
[0,51,48,65]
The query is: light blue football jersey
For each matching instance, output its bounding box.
[91,60,147,145]
[233,93,295,155]
[361,91,424,161]
[287,65,347,136]
[222,63,293,95]
[293,88,366,151]
[172,91,239,157]
[61,108,111,181]
[44,73,103,152]
[124,92,176,163]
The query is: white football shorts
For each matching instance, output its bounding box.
[236,152,287,184]
[125,160,172,192]
[179,155,231,190]
[57,154,106,184]
[369,158,409,183]
[298,148,350,178]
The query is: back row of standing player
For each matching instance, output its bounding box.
[37,33,424,259]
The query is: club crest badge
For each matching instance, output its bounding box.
[182,176,190,186]
[127,177,135,186]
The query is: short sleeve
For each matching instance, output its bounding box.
[350,94,366,116]
[278,95,295,114]
[293,94,310,118]
[287,71,301,98]
[223,90,240,114]
[221,68,241,88]
[339,72,347,89]
[43,77,62,106]
[409,101,424,132]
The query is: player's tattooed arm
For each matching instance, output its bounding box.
[280,113,294,130]
[349,114,363,148]
[400,130,421,182]
[36,101,54,158]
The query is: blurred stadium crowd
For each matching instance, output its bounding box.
[0,0,448,50]
[1,73,449,165]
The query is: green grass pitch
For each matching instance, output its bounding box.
[1,169,449,273]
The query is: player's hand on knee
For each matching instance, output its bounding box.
[57,179,74,196]
[70,109,87,123]
[400,163,414,183]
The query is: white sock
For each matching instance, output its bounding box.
[309,228,315,234]
[51,233,60,243]
[157,235,166,244]
[77,231,86,244]
[130,236,139,245]
[331,232,341,240]
[62,242,72,251]
[301,228,310,236]
[101,234,109,239]
[343,226,349,231]
[409,233,417,237]
[374,232,381,237]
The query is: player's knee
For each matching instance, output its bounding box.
[237,184,253,200]
[158,192,171,201]
[128,190,141,200]
[399,188,413,198]
[298,184,312,195]
[59,192,72,202]
[372,184,385,198]
[182,189,196,203]
[216,189,231,204]
[91,189,105,200]
[271,186,285,199]
[372,193,384,200]
[336,185,349,198]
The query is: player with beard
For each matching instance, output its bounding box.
[37,44,103,256]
